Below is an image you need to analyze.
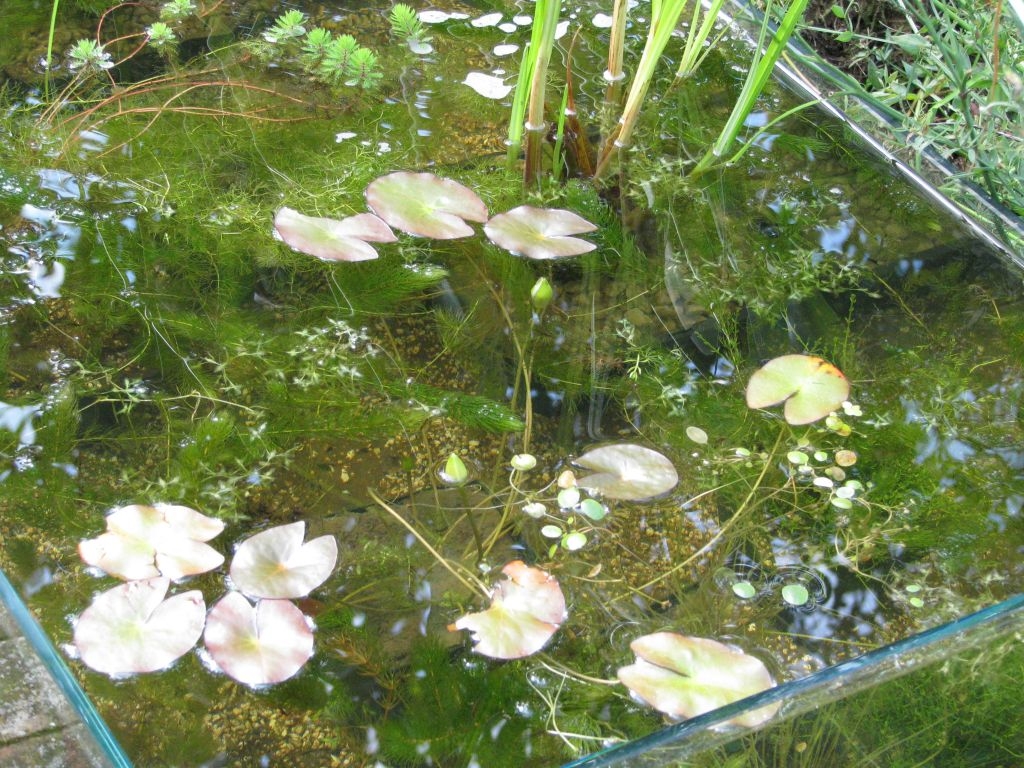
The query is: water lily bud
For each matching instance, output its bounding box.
[522,502,546,518]
[530,277,553,313]
[441,453,469,485]
[510,453,537,472]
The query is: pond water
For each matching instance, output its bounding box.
[0,0,1022,765]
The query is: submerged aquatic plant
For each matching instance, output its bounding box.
[390,3,433,54]
[449,561,567,659]
[617,632,778,726]
[66,39,114,74]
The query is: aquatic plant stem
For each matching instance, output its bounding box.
[45,0,61,99]
[595,0,694,179]
[689,0,809,179]
[369,489,488,597]
[522,0,561,186]
[627,431,784,596]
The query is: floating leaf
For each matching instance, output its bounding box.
[574,443,678,501]
[781,583,810,606]
[273,207,397,262]
[204,591,314,686]
[78,503,224,581]
[74,577,205,677]
[229,521,338,599]
[745,355,850,425]
[732,581,757,599]
[366,171,488,239]
[484,205,597,259]
[448,560,566,659]
[617,632,778,727]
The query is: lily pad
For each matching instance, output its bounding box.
[448,560,566,659]
[745,354,850,425]
[74,577,206,677]
[78,503,225,581]
[366,171,488,239]
[573,443,678,501]
[273,207,397,262]
[203,591,314,686]
[484,205,597,259]
[229,521,338,599]
[617,632,778,727]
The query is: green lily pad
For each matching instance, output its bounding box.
[273,207,396,262]
[617,632,778,727]
[366,171,488,239]
[745,354,850,425]
[484,205,597,259]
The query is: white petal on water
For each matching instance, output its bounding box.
[463,72,512,100]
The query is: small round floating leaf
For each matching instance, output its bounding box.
[540,524,563,538]
[484,205,597,259]
[579,498,607,521]
[834,450,858,467]
[229,522,338,599]
[448,561,566,659]
[685,426,708,445]
[562,531,588,550]
[781,583,810,606]
[831,496,853,510]
[732,581,757,599]
[74,577,205,677]
[787,450,809,465]
[273,207,396,261]
[574,443,678,501]
[908,596,925,608]
[745,355,850,425]
[366,171,488,239]
[204,591,314,686]
[557,488,581,508]
[616,633,777,727]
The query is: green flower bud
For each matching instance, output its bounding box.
[442,453,469,485]
[530,277,553,313]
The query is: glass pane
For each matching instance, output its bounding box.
[562,593,1024,767]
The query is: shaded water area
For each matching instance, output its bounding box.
[1,0,1022,765]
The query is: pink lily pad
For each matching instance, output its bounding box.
[203,591,314,686]
[78,503,225,581]
[365,171,488,239]
[229,521,338,599]
[448,561,566,659]
[273,207,396,262]
[617,632,778,727]
[574,443,678,501]
[484,206,597,259]
[73,577,206,677]
[745,354,850,425]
